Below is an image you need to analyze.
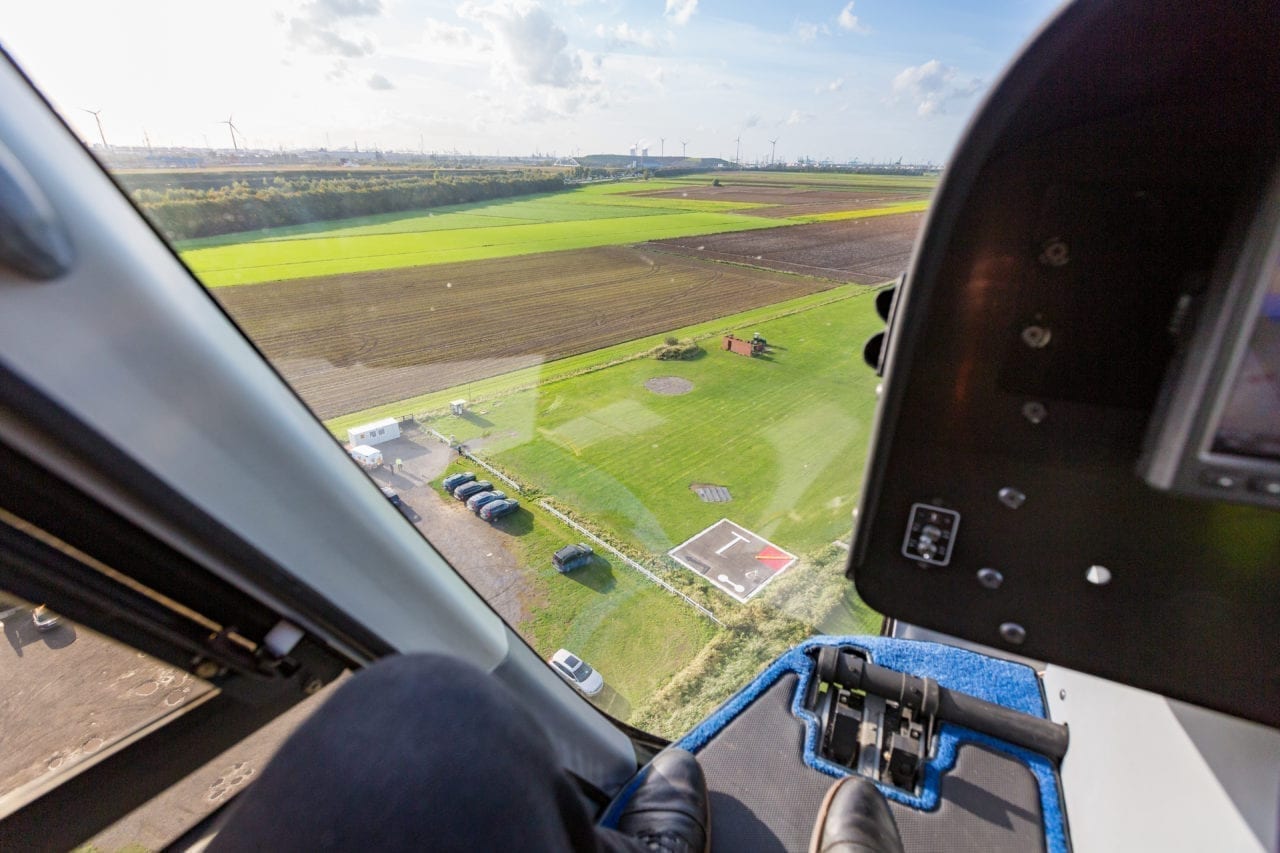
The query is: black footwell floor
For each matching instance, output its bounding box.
[695,673,1045,853]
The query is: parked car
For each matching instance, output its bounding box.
[453,480,493,501]
[549,649,603,696]
[379,486,402,507]
[465,490,506,512]
[478,498,519,521]
[31,605,60,632]
[442,471,475,492]
[552,543,594,573]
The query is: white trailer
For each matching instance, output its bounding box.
[349,444,383,469]
[347,417,400,447]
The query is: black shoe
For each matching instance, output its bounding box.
[616,748,710,853]
[809,775,904,853]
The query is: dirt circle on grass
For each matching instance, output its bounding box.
[645,376,694,396]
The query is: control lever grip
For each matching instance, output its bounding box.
[816,646,1069,762]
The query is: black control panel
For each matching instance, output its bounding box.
[901,504,960,566]
[848,0,1280,727]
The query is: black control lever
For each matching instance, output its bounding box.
[815,646,1069,763]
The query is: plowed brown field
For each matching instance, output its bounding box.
[634,186,930,218]
[641,213,923,283]
[214,246,836,418]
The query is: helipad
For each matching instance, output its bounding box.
[668,519,798,603]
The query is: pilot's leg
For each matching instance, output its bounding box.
[209,653,707,852]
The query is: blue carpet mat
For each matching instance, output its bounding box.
[669,636,1067,853]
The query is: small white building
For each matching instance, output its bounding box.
[348,444,383,469]
[347,417,400,447]
[450,399,467,416]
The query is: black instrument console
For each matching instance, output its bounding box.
[849,0,1280,727]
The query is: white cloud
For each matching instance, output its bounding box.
[892,59,984,116]
[367,72,394,90]
[305,0,381,19]
[289,17,375,56]
[461,1,586,89]
[837,1,869,34]
[287,0,380,56]
[664,0,697,26]
[796,22,818,42]
[816,76,843,94]
[785,109,814,125]
[423,18,476,48]
[595,22,659,50]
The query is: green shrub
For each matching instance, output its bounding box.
[649,338,702,360]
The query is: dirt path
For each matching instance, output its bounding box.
[368,430,532,626]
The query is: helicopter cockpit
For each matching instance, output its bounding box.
[0,1,1276,850]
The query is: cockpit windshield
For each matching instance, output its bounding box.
[3,0,1057,743]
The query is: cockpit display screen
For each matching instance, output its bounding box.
[1211,272,1280,462]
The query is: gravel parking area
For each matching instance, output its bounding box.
[366,430,533,625]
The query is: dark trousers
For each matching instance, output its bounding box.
[211,653,646,852]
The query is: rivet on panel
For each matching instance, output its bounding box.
[999,622,1027,645]
[1086,565,1112,585]
[1039,239,1070,267]
[1021,325,1052,349]
[998,487,1026,509]
[977,568,1004,589]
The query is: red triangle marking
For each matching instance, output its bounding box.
[755,545,792,571]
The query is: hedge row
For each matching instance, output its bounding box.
[132,172,565,240]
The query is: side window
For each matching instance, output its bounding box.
[0,592,213,803]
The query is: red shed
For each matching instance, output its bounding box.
[722,335,763,357]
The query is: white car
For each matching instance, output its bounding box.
[31,605,60,632]
[548,649,603,696]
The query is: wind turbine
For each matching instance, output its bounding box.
[680,139,688,157]
[768,137,779,165]
[220,114,241,152]
[734,135,741,167]
[660,137,665,158]
[81,108,108,149]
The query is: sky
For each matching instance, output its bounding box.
[4,0,1061,164]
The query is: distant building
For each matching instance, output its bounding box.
[347,417,400,447]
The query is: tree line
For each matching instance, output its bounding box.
[130,172,566,240]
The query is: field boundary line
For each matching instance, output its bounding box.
[386,290,866,429]
[324,284,871,436]
[508,287,871,398]
[537,500,724,627]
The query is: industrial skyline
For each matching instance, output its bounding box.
[7,0,1057,165]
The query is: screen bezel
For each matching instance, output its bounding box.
[1139,169,1280,507]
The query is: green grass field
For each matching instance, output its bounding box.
[402,287,888,732]
[182,210,783,286]
[431,288,884,557]
[178,175,932,287]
